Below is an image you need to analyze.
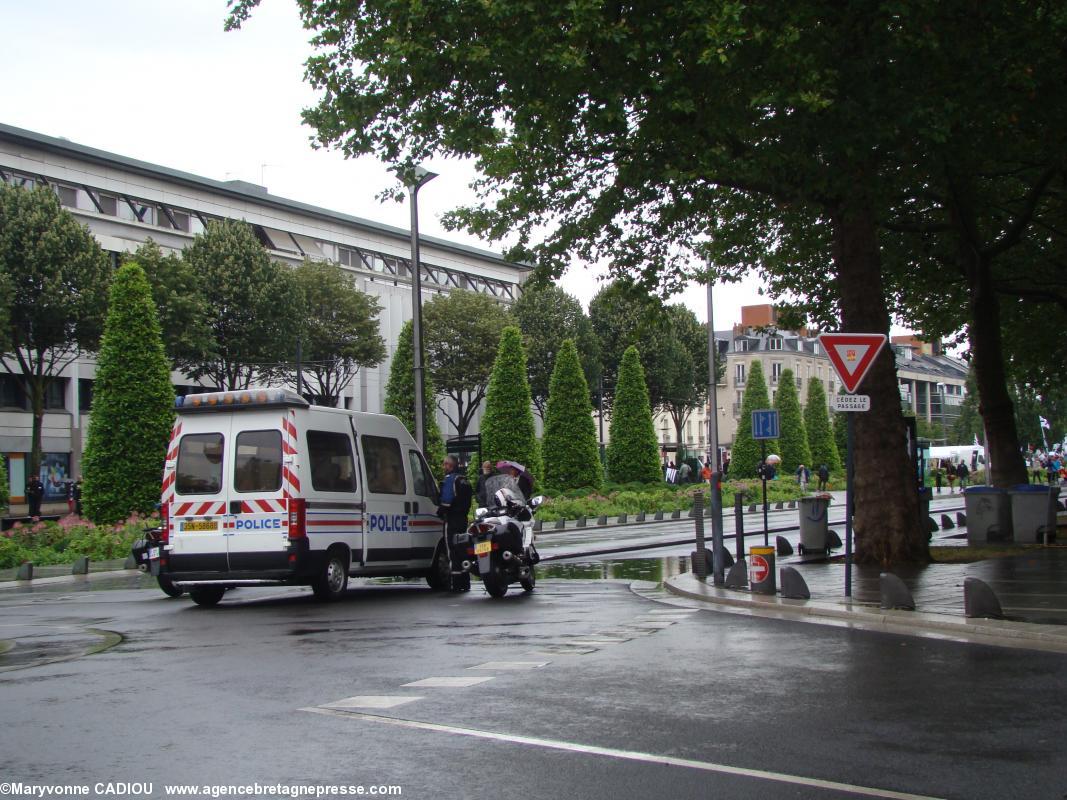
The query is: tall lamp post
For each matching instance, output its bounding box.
[400,165,438,454]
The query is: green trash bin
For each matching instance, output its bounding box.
[1009,484,1060,544]
[963,486,1012,544]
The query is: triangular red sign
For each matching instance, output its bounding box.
[818,333,888,393]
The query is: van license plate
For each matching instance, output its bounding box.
[182,520,218,532]
[474,541,491,556]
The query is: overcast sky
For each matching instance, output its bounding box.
[2,0,771,326]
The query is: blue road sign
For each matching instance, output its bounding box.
[751,409,780,440]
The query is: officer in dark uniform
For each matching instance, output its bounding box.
[26,474,45,518]
[437,455,473,592]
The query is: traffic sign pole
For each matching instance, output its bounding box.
[845,412,854,597]
[761,440,769,546]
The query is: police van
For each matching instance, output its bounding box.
[157,389,447,606]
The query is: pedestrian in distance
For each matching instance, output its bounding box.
[26,473,44,518]
[437,455,473,592]
[475,460,495,508]
[678,460,692,484]
[700,461,712,482]
[72,476,83,516]
[795,463,810,491]
[817,464,829,491]
[933,467,943,494]
[956,461,970,490]
[946,462,957,493]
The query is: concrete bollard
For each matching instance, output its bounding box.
[577,516,587,528]
[880,573,916,610]
[654,510,664,521]
[597,515,608,526]
[635,512,646,523]
[72,556,89,575]
[16,562,33,581]
[779,567,811,599]
[964,577,1004,619]
[774,501,784,511]
[747,504,757,514]
[533,520,543,532]
[555,518,566,530]
[671,509,681,520]
[617,513,628,524]
[776,535,794,556]
[940,514,955,530]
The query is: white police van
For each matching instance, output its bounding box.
[157,389,446,606]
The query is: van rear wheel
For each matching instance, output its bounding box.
[426,542,451,591]
[312,548,349,601]
[157,576,184,598]
[189,587,225,607]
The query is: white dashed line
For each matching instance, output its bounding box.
[323,696,422,710]
[402,676,495,688]
[467,661,550,670]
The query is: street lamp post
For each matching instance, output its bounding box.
[401,165,438,454]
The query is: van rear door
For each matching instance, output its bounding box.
[168,426,230,573]
[227,422,290,571]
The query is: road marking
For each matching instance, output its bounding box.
[302,707,945,800]
[467,661,550,670]
[323,696,422,710]
[402,676,494,688]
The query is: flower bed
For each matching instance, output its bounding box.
[0,512,158,569]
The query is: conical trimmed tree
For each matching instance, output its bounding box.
[384,320,446,479]
[606,346,661,484]
[729,360,778,479]
[805,378,841,473]
[543,339,602,493]
[774,369,810,476]
[480,326,542,481]
[82,263,175,523]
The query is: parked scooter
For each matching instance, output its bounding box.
[457,484,542,598]
[130,527,184,597]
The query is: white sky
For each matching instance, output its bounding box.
[2,0,775,328]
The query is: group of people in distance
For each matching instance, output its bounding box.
[1029,449,1064,486]
[931,460,972,493]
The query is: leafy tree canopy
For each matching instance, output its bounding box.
[422,289,512,437]
[289,258,386,406]
[0,183,110,472]
[512,282,600,420]
[180,220,302,390]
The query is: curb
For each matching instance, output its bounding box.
[0,568,138,591]
[664,572,1067,654]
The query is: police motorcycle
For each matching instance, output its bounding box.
[130,526,184,598]
[456,476,542,598]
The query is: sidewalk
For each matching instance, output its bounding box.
[665,546,1067,653]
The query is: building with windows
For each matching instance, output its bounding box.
[0,122,530,505]
[654,304,970,460]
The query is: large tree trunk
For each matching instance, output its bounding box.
[966,255,1028,486]
[831,204,928,566]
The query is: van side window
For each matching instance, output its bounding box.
[308,430,357,493]
[362,435,406,494]
[407,449,438,502]
[234,430,282,493]
[176,433,224,495]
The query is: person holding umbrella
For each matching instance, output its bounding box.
[496,460,534,500]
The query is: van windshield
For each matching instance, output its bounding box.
[176,433,224,495]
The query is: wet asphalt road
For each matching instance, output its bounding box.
[1,571,1065,800]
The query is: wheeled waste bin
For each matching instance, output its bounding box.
[1008,484,1060,544]
[797,494,832,555]
[963,486,1012,544]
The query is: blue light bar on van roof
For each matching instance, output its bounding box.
[175,389,310,413]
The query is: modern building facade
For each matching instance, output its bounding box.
[0,123,530,505]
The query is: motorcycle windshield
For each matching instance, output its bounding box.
[483,474,519,505]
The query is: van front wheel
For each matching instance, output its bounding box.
[312,549,349,601]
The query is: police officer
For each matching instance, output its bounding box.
[26,474,45,518]
[437,455,473,592]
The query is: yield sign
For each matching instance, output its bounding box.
[818,332,888,394]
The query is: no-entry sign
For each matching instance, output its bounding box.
[819,333,888,394]
[749,554,770,583]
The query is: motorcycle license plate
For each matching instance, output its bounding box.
[148,547,160,560]
[474,541,492,556]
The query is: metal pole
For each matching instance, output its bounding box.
[761,439,769,546]
[734,492,745,563]
[707,278,724,585]
[845,412,855,597]
[403,166,437,454]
